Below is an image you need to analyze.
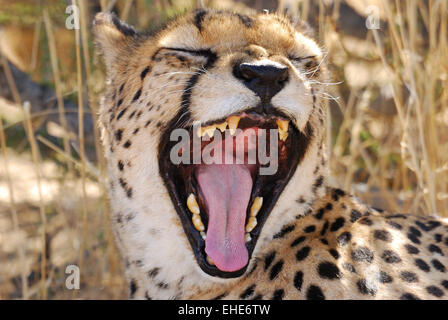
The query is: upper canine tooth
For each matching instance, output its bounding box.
[276,120,289,141]
[245,216,257,233]
[227,116,241,135]
[216,122,228,132]
[187,194,200,215]
[276,119,289,132]
[250,197,263,217]
[192,214,205,231]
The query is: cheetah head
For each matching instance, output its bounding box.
[94,9,328,284]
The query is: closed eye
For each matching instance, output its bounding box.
[289,55,316,63]
[162,47,214,58]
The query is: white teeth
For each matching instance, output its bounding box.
[187,194,204,231]
[245,216,257,233]
[227,116,241,135]
[276,119,289,141]
[192,214,205,232]
[216,121,228,132]
[207,256,215,265]
[245,233,252,243]
[250,197,263,217]
[201,231,206,240]
[204,125,216,138]
[187,194,200,215]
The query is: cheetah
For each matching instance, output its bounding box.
[92,9,448,300]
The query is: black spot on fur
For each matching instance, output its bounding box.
[409,226,422,237]
[387,214,407,219]
[115,129,123,142]
[352,247,374,263]
[330,217,345,232]
[119,83,125,93]
[264,251,276,270]
[294,271,303,291]
[312,175,324,193]
[416,220,441,232]
[140,66,151,80]
[350,210,362,223]
[400,271,418,283]
[434,234,443,243]
[132,89,142,102]
[405,244,419,254]
[337,232,352,246]
[386,220,403,230]
[296,246,311,261]
[320,221,329,236]
[378,271,393,283]
[269,260,284,280]
[130,279,138,298]
[357,279,376,296]
[315,208,325,219]
[426,286,444,297]
[358,217,373,226]
[123,140,132,148]
[343,262,356,273]
[429,244,444,256]
[318,261,342,280]
[271,289,285,300]
[374,230,392,242]
[240,284,256,299]
[400,293,420,300]
[381,250,402,263]
[273,224,295,239]
[291,236,306,247]
[304,225,316,233]
[431,259,446,273]
[118,160,124,171]
[235,13,254,27]
[407,233,421,245]
[116,107,128,120]
[331,188,345,201]
[117,98,123,107]
[147,267,160,278]
[320,238,329,245]
[212,293,227,300]
[329,249,340,259]
[415,259,430,272]
[441,280,448,290]
[193,9,208,31]
[306,285,325,300]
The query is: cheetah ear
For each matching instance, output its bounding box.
[92,12,137,71]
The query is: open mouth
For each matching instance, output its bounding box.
[159,106,311,278]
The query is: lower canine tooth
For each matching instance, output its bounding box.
[207,256,215,265]
[250,197,263,217]
[192,214,205,231]
[245,217,257,233]
[277,119,289,141]
[245,233,252,242]
[201,231,206,240]
[187,194,200,215]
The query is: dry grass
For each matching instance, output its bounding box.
[0,0,446,299]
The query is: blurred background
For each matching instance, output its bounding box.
[0,0,447,299]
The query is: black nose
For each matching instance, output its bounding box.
[234,63,289,103]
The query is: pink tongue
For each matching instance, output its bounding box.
[196,164,252,272]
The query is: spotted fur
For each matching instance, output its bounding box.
[93,10,448,300]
